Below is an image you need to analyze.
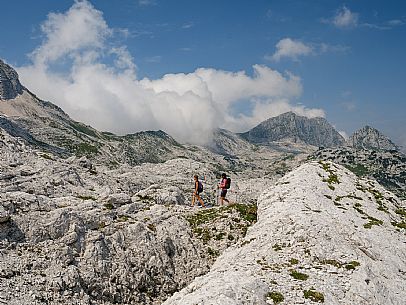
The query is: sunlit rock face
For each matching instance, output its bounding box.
[240,111,345,148]
[0,59,23,100]
[347,125,399,151]
[164,162,406,305]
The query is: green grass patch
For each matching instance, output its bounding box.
[353,205,366,215]
[78,195,96,201]
[391,221,406,229]
[266,291,284,304]
[186,208,223,227]
[226,203,257,223]
[39,153,54,160]
[273,244,283,251]
[289,258,299,265]
[328,185,335,191]
[103,203,114,210]
[395,208,406,218]
[289,269,309,281]
[117,215,129,222]
[319,161,340,185]
[363,216,383,229]
[74,142,99,156]
[70,121,99,138]
[215,232,226,240]
[344,261,360,270]
[304,289,324,303]
[147,223,156,232]
[207,247,219,257]
[98,222,106,230]
[321,259,342,268]
[344,164,369,177]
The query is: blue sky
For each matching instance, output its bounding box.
[0,0,405,147]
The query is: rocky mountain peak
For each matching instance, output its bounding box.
[239,112,345,148]
[0,59,24,100]
[347,125,398,151]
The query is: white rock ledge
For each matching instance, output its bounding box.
[163,161,406,305]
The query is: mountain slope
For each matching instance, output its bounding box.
[0,59,24,99]
[0,59,189,165]
[239,112,345,148]
[0,127,261,305]
[313,146,406,200]
[164,161,406,305]
[347,125,399,151]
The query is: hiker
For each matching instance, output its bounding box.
[191,175,206,208]
[218,173,230,206]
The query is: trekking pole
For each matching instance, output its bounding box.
[216,185,219,206]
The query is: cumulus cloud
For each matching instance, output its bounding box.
[330,6,358,28]
[266,38,349,62]
[268,38,313,62]
[17,0,324,144]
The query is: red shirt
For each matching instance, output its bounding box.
[220,178,227,190]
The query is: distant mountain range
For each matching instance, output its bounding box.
[0,58,403,163]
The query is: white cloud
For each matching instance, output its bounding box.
[181,22,194,29]
[266,38,348,62]
[31,0,111,66]
[387,19,404,26]
[17,0,323,145]
[332,6,358,28]
[268,38,313,62]
[319,43,350,53]
[138,0,157,6]
[361,18,405,30]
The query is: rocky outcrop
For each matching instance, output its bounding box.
[0,128,260,305]
[240,112,345,148]
[347,126,399,151]
[0,59,24,100]
[313,146,406,200]
[164,161,406,305]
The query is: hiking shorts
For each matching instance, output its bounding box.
[220,189,227,198]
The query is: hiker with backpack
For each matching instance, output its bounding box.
[191,175,206,208]
[218,173,231,206]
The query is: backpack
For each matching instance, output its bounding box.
[197,181,203,192]
[225,177,231,189]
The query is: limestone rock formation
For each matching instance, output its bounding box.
[240,111,345,148]
[347,125,399,151]
[164,161,406,305]
[0,59,24,100]
[0,128,261,305]
[313,146,406,200]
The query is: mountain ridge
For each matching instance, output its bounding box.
[164,161,406,305]
[239,111,346,148]
[347,125,399,151]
